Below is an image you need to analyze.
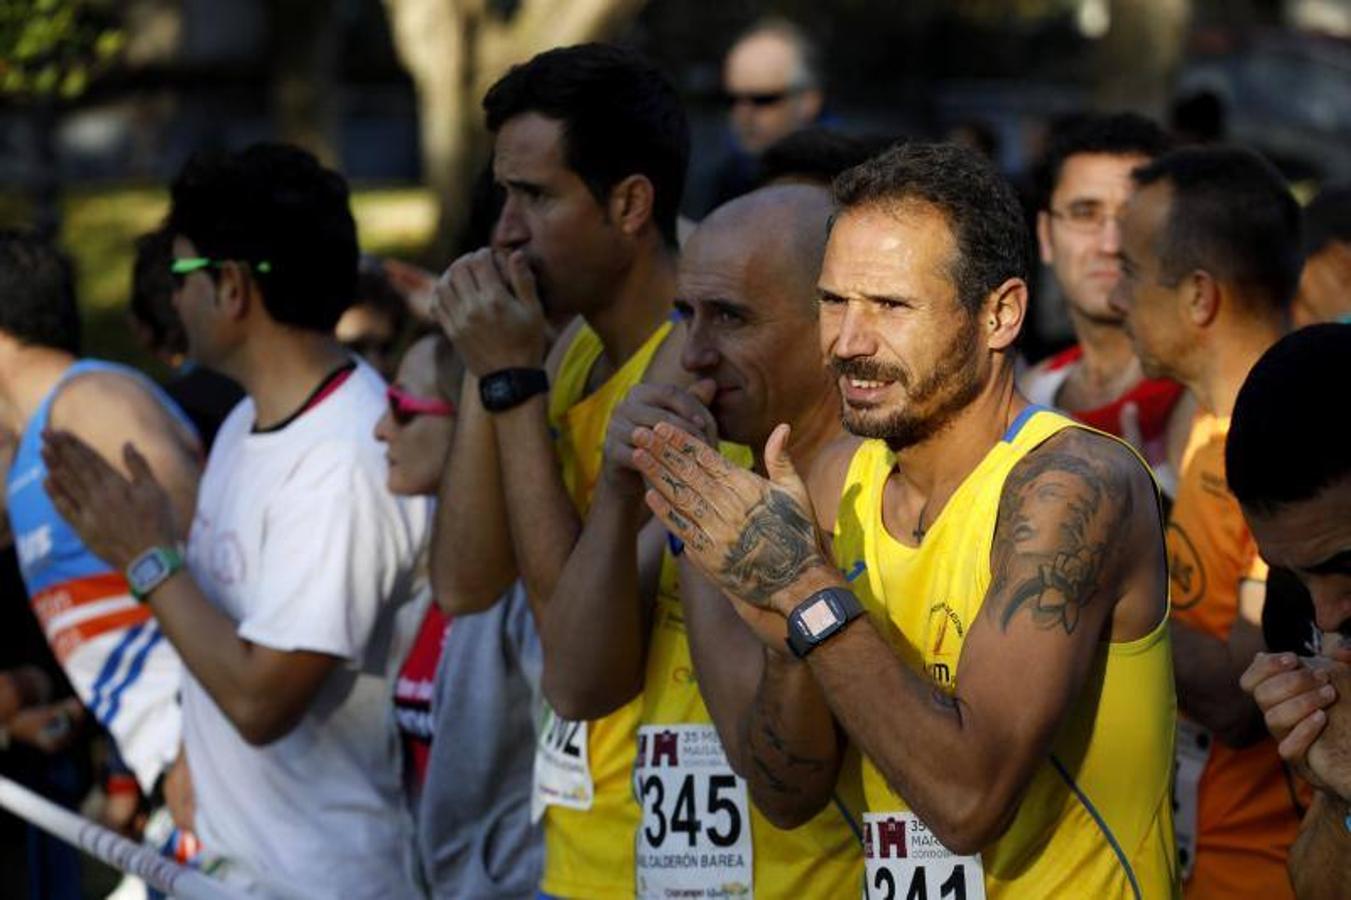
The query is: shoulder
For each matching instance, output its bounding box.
[641,319,694,389]
[544,316,589,381]
[1009,426,1152,500]
[805,434,865,533]
[50,368,199,453]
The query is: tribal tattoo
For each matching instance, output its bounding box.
[721,489,820,607]
[991,432,1135,636]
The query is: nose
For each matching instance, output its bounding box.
[1097,215,1123,254]
[680,315,720,375]
[492,195,528,251]
[828,300,878,361]
[1308,579,1351,635]
[373,410,395,445]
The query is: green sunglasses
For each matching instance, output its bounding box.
[170,257,273,281]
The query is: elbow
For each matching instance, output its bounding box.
[754,796,823,831]
[432,573,507,617]
[903,780,1012,857]
[541,668,638,722]
[230,700,301,747]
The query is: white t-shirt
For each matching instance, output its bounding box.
[180,363,431,899]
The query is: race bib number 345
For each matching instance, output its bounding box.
[531,706,593,823]
[864,812,986,900]
[634,724,753,899]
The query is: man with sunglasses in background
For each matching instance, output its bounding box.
[44,143,432,897]
[695,17,826,214]
[1021,113,1191,495]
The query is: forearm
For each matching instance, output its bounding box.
[540,479,650,720]
[146,574,289,742]
[680,559,766,773]
[1290,791,1351,900]
[493,395,582,614]
[431,374,517,614]
[806,614,1013,853]
[1171,618,1266,747]
[740,650,841,828]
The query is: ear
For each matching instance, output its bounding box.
[1035,210,1054,265]
[216,262,253,322]
[799,88,824,123]
[1186,270,1221,327]
[983,277,1027,351]
[607,174,656,238]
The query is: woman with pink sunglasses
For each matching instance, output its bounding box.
[374,332,544,897]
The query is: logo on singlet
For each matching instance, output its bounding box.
[17,524,53,569]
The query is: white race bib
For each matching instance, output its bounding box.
[633,724,753,899]
[863,812,986,900]
[1173,719,1212,881]
[531,705,593,823]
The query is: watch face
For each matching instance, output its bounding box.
[130,554,167,586]
[799,597,840,638]
[486,379,512,404]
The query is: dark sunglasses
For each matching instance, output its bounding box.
[720,87,804,108]
[386,384,454,426]
[169,257,273,288]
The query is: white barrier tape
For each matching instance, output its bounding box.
[0,775,243,900]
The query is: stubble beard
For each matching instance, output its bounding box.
[832,313,985,452]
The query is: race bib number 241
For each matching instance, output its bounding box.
[864,812,986,900]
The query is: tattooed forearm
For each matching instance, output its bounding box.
[991,433,1135,635]
[721,489,821,607]
[743,676,830,796]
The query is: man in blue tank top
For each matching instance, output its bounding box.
[0,229,201,803]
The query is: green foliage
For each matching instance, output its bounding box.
[0,0,124,100]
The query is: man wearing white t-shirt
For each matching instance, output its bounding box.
[44,143,429,898]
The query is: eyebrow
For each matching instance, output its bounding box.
[818,287,920,306]
[1304,548,1351,575]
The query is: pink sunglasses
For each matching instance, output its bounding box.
[386,384,455,426]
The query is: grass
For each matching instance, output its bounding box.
[0,183,437,372]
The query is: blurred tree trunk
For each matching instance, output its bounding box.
[270,0,343,167]
[1093,0,1191,114]
[382,0,646,264]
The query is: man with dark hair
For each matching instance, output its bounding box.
[756,126,885,189]
[430,44,690,899]
[128,229,243,448]
[1023,112,1189,490]
[635,142,1176,897]
[1292,184,1351,327]
[44,143,431,896]
[1232,324,1351,900]
[0,229,201,851]
[1112,144,1305,899]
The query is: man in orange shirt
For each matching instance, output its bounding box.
[1112,146,1305,898]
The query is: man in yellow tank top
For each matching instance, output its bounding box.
[428,45,692,898]
[541,184,864,898]
[632,142,1178,898]
[1111,146,1308,899]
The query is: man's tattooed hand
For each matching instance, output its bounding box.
[723,489,820,607]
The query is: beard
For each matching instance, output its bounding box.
[831,313,985,451]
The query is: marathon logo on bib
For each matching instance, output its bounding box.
[863,811,985,900]
[634,724,753,899]
[531,705,593,822]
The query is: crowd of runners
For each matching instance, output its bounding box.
[1,20,1349,900]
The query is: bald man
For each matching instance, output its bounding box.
[541,184,861,898]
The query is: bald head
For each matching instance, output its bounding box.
[677,184,836,446]
[684,183,834,312]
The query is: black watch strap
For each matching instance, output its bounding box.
[785,587,864,658]
[479,367,548,412]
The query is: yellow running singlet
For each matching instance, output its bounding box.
[833,406,1178,899]
[536,319,672,899]
[636,443,865,898]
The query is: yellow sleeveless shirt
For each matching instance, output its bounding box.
[637,443,865,898]
[540,318,673,899]
[833,407,1177,899]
